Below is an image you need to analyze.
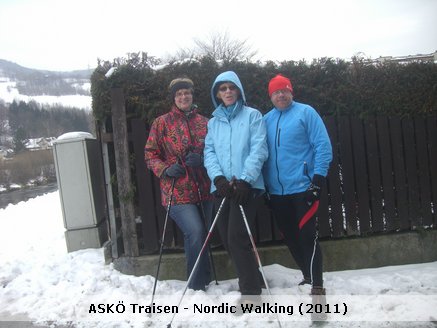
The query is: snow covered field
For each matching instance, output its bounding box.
[0,78,91,110]
[0,191,436,328]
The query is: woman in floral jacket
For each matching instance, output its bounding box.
[145,78,212,291]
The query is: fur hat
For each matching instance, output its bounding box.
[268,74,293,97]
[169,78,194,99]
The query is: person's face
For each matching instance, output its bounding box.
[174,89,193,111]
[271,89,293,110]
[216,83,239,106]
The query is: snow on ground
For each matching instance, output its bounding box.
[0,191,436,328]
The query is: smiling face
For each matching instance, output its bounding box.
[216,83,240,106]
[174,88,193,111]
[270,89,293,110]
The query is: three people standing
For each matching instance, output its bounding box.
[145,72,332,307]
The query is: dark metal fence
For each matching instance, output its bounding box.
[98,91,436,257]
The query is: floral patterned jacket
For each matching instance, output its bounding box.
[145,105,213,206]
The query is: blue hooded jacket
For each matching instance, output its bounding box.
[204,71,268,193]
[263,101,332,195]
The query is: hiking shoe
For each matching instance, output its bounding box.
[298,277,311,286]
[311,287,328,321]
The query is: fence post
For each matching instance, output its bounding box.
[111,88,139,257]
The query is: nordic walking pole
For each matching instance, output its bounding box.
[239,204,283,328]
[149,178,176,307]
[166,197,227,328]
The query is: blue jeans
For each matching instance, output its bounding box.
[169,201,213,290]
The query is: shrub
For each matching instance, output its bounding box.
[91,53,437,123]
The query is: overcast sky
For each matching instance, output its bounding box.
[0,0,436,71]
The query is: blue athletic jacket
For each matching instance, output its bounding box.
[204,71,268,193]
[263,101,332,195]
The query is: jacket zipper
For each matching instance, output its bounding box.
[278,128,281,147]
[274,112,284,194]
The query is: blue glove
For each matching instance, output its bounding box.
[185,152,202,167]
[165,163,185,178]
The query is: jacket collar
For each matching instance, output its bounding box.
[171,104,198,119]
[212,99,243,121]
[274,101,294,114]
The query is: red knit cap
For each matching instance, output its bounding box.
[268,74,293,97]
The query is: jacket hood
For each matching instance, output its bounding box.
[210,71,247,108]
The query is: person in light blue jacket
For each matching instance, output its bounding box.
[204,70,268,297]
[263,74,332,313]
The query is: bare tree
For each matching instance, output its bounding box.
[194,31,257,61]
[168,31,257,62]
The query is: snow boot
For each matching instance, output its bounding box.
[311,287,328,321]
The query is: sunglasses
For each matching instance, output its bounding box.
[218,84,237,92]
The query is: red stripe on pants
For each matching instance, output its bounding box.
[299,200,319,230]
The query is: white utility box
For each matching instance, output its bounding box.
[53,132,108,252]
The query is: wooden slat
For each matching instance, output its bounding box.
[390,117,410,230]
[100,132,114,143]
[365,117,384,232]
[317,178,331,238]
[97,125,119,258]
[110,88,139,257]
[130,118,160,253]
[338,116,359,235]
[350,117,371,233]
[324,116,344,237]
[402,118,421,228]
[151,174,172,248]
[414,117,433,226]
[427,117,437,225]
[376,116,398,231]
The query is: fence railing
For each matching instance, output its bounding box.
[319,116,436,238]
[99,92,436,257]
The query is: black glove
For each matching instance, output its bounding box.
[214,176,233,198]
[305,174,325,205]
[232,179,251,205]
[165,163,185,178]
[263,191,272,210]
[185,151,202,167]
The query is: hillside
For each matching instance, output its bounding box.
[0,59,93,109]
[0,60,94,189]
[0,59,93,95]
[0,59,94,152]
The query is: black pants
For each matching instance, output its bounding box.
[214,193,262,295]
[270,193,323,288]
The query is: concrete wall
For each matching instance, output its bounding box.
[112,229,437,280]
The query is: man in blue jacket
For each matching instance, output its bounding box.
[263,74,332,311]
[204,71,268,298]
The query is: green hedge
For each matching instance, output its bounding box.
[91,52,437,123]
